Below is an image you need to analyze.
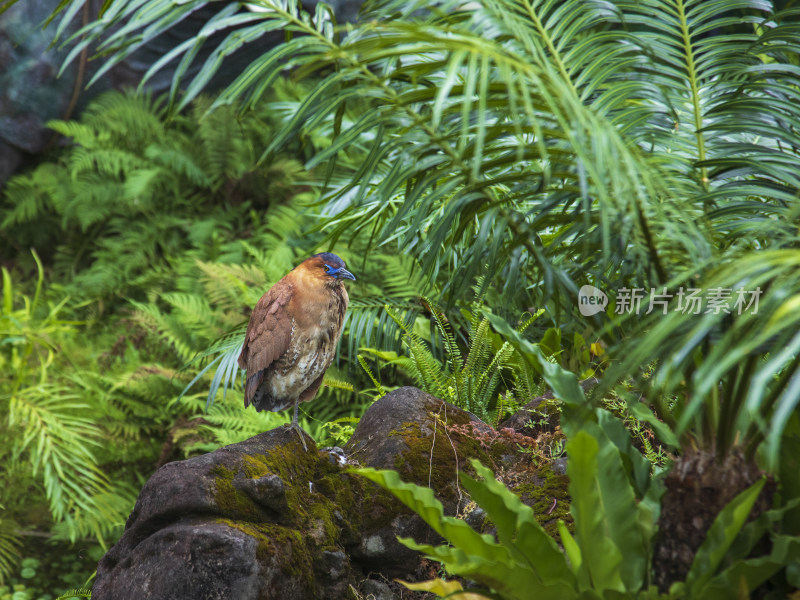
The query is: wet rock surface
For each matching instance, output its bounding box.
[94,387,569,599]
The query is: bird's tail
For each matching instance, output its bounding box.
[245,373,292,412]
[244,373,261,409]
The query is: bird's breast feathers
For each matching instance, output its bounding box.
[267,333,335,400]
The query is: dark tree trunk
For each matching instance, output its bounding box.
[653,445,774,591]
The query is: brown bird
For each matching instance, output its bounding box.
[238,252,355,449]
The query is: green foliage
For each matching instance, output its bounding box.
[320,416,358,447]
[67,0,800,303]
[0,544,98,600]
[60,0,800,470]
[379,298,541,421]
[1,90,303,306]
[359,461,576,600]
[0,517,21,587]
[0,254,133,551]
[64,0,705,308]
[55,591,91,600]
[600,392,670,469]
[378,298,601,423]
[602,250,800,470]
[358,354,800,599]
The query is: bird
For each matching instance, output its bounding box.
[238,252,355,450]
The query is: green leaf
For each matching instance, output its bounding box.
[462,460,574,588]
[565,431,626,594]
[700,534,800,599]
[687,477,767,596]
[355,467,573,600]
[1,267,11,314]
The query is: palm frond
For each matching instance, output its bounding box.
[602,247,800,469]
[58,0,715,313]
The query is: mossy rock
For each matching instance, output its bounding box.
[94,387,575,600]
[506,461,573,539]
[346,387,495,514]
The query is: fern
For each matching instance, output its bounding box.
[0,89,306,306]
[386,305,450,399]
[357,355,387,398]
[0,254,133,551]
[0,514,21,584]
[383,297,548,420]
[55,587,93,600]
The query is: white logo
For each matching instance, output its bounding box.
[578,285,608,316]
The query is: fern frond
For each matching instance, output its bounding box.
[55,587,93,600]
[358,355,386,397]
[322,375,354,393]
[131,300,199,363]
[195,259,267,312]
[6,389,119,540]
[464,317,492,385]
[425,298,463,369]
[0,517,22,585]
[386,304,449,398]
[344,296,420,360]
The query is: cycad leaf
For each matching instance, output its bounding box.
[687,477,767,596]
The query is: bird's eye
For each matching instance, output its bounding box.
[324,264,332,273]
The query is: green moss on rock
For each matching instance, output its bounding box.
[210,465,266,521]
[511,462,572,538]
[217,519,315,594]
[390,420,491,508]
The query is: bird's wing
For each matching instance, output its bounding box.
[238,282,294,407]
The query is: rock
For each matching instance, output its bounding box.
[234,473,287,512]
[0,0,91,184]
[345,387,493,504]
[551,456,568,476]
[94,427,323,600]
[500,377,599,435]
[464,507,486,530]
[94,387,569,599]
[97,522,262,600]
[360,579,398,600]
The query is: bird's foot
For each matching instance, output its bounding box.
[288,422,310,452]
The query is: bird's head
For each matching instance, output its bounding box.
[299,252,356,287]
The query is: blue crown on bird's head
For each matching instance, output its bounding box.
[312,252,347,269]
[306,252,356,281]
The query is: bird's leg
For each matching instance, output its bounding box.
[291,398,308,452]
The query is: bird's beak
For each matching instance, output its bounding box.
[337,268,356,281]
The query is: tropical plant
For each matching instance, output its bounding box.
[372,298,544,421]
[0,89,303,307]
[359,350,800,599]
[0,253,136,567]
[49,0,718,306]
